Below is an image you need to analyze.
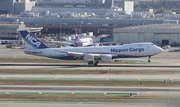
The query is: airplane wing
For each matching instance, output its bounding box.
[55,50,101,58]
[55,50,117,60]
[0,40,20,42]
[0,40,20,43]
[56,50,83,55]
[24,50,43,54]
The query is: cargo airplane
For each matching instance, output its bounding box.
[19,30,163,66]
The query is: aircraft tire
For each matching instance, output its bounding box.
[88,61,93,65]
[93,61,99,66]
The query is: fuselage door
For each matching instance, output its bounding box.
[149,44,156,55]
[147,44,150,49]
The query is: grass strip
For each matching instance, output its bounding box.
[0,69,180,74]
[0,80,179,87]
[0,95,179,103]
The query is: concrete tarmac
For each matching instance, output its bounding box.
[0,63,180,70]
[0,103,167,107]
[0,74,180,80]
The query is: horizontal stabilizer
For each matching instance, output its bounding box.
[24,50,43,54]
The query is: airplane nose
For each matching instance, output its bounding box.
[157,47,164,53]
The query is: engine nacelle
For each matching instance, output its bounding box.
[100,55,112,62]
[83,54,94,61]
[101,55,112,62]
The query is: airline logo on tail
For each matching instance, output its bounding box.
[19,30,48,49]
[25,34,41,48]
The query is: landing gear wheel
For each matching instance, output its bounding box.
[148,56,151,63]
[93,61,99,66]
[88,61,93,65]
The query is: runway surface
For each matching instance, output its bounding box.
[0,74,180,80]
[0,102,167,107]
[1,48,180,107]
[0,63,180,70]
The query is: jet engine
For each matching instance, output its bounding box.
[83,54,94,61]
[100,55,112,62]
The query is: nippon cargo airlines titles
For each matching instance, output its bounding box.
[111,48,144,53]
[19,30,163,66]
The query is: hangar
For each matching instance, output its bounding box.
[113,24,180,46]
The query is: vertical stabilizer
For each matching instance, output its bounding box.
[75,26,79,41]
[19,30,48,49]
[74,27,82,46]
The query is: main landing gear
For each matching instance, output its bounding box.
[88,60,99,66]
[88,61,93,65]
[148,56,151,63]
[93,60,99,66]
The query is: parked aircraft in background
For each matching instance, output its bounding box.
[19,30,163,66]
[50,27,93,47]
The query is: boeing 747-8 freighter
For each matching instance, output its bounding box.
[19,30,163,66]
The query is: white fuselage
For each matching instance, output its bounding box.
[25,43,163,60]
[79,38,93,46]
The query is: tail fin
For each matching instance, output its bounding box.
[19,30,48,49]
[75,26,79,40]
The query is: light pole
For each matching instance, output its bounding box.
[59,18,62,41]
[164,79,173,107]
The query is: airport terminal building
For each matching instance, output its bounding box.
[0,21,42,40]
[113,24,180,46]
